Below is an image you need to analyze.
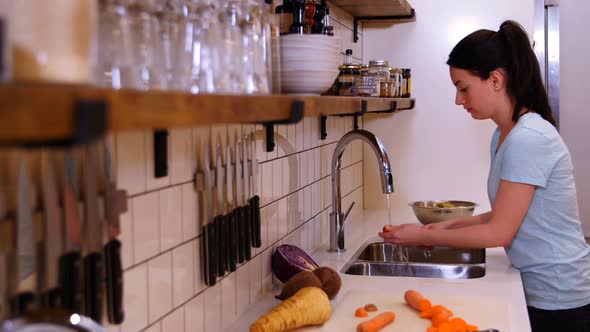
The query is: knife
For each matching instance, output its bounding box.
[0,155,16,319]
[59,149,83,313]
[248,130,262,248]
[101,141,126,324]
[234,133,246,264]
[225,130,237,272]
[82,143,104,322]
[241,134,252,261]
[198,137,217,286]
[38,150,64,309]
[214,135,227,277]
[10,152,37,316]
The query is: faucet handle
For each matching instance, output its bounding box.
[343,201,355,224]
[337,201,355,250]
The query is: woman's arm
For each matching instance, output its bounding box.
[425,180,535,248]
[424,211,493,230]
[382,180,535,248]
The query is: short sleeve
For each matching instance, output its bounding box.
[500,128,560,188]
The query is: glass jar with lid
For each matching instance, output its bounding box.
[337,63,361,96]
[352,64,376,96]
[368,60,389,97]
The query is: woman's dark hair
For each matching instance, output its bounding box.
[447,20,556,126]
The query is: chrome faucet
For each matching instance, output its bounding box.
[329,129,394,252]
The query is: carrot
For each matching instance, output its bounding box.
[355,307,368,318]
[431,313,450,327]
[450,317,468,332]
[437,322,454,332]
[404,290,432,312]
[356,311,396,332]
[427,328,438,332]
[466,324,479,331]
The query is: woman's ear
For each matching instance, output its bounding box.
[489,70,505,91]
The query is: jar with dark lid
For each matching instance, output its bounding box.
[337,63,360,96]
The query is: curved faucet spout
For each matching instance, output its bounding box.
[330,129,394,252]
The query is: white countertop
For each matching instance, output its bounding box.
[227,209,531,332]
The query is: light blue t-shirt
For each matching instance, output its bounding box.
[488,113,590,310]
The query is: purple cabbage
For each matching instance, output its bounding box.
[271,244,319,284]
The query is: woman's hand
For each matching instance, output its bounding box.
[379,224,429,246]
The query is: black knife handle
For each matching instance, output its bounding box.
[59,251,82,312]
[244,204,252,261]
[9,292,35,316]
[84,252,103,323]
[237,207,245,264]
[250,195,261,248]
[201,225,210,285]
[214,215,226,277]
[227,210,237,272]
[206,222,217,286]
[41,288,62,309]
[105,240,124,324]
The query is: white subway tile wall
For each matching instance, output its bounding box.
[111,6,364,331]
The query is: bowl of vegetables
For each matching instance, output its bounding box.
[409,200,479,225]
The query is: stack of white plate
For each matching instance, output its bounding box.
[279,34,341,95]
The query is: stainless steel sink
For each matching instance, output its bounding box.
[342,242,485,279]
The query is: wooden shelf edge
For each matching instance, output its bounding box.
[0,84,414,145]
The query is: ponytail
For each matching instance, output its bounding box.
[447,20,556,126]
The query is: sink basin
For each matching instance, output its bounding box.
[342,242,485,279]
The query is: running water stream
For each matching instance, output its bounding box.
[385,194,410,266]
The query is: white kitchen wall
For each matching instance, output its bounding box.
[105,6,365,332]
[560,0,590,236]
[361,0,534,222]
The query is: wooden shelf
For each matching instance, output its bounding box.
[329,0,414,18]
[0,83,414,145]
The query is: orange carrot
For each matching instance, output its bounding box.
[356,311,396,332]
[450,317,468,332]
[427,328,438,332]
[466,324,479,331]
[431,313,450,327]
[355,307,368,318]
[437,321,455,332]
[404,290,432,312]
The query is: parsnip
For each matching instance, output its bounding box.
[250,287,332,332]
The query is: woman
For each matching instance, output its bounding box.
[379,20,590,331]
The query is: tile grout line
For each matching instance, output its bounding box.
[133,180,365,332]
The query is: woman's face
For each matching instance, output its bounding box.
[449,66,499,120]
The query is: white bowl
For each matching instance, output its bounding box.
[278,35,340,94]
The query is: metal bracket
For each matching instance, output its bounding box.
[262,100,304,152]
[353,9,416,43]
[320,100,367,140]
[22,99,108,148]
[153,129,169,178]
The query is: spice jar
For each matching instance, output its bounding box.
[379,79,390,98]
[337,63,360,96]
[402,68,412,97]
[368,60,389,97]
